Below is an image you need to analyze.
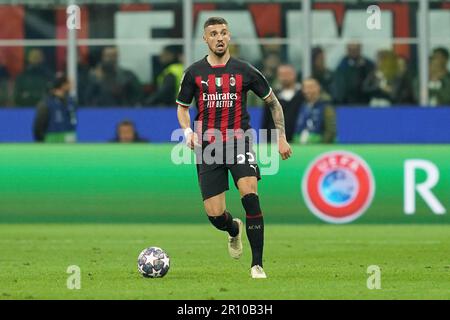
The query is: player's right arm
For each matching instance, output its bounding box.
[176,70,198,149]
[177,106,198,149]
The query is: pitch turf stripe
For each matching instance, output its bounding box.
[233,74,243,131]
[195,76,204,141]
[220,73,230,141]
[207,74,217,143]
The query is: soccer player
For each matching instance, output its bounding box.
[176,17,291,279]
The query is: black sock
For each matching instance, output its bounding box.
[208,211,239,237]
[241,193,264,267]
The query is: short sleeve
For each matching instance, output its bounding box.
[176,70,195,108]
[247,63,272,100]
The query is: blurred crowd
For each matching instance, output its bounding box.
[1,44,449,109]
[0,43,449,144]
[0,45,184,108]
[260,43,450,108]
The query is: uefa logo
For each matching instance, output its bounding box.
[302,151,375,224]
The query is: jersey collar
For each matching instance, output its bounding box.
[205,55,232,68]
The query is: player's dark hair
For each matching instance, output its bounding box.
[203,17,228,29]
[432,47,449,60]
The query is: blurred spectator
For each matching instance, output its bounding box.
[261,64,303,142]
[0,50,10,106]
[33,72,76,143]
[77,52,92,106]
[260,52,281,87]
[14,48,53,107]
[294,78,336,144]
[414,47,450,106]
[312,47,333,96]
[396,55,414,104]
[228,43,240,58]
[256,34,284,87]
[331,42,374,105]
[58,49,92,106]
[111,119,148,143]
[363,50,413,106]
[260,33,286,63]
[145,45,183,106]
[85,46,142,106]
[248,51,282,109]
[251,35,285,107]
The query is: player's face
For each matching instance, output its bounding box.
[203,24,231,57]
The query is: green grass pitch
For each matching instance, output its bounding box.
[0,224,449,300]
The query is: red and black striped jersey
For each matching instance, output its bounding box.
[176,56,272,142]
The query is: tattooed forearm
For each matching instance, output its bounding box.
[265,92,286,137]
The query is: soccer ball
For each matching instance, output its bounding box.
[137,247,170,278]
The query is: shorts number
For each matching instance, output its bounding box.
[237,152,255,164]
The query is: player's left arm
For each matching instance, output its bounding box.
[264,92,292,160]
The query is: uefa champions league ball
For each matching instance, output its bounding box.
[137,247,170,278]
